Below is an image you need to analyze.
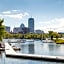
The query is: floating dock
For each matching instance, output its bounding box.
[5,43,64,62]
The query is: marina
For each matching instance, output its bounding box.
[5,42,64,62]
[0,39,64,64]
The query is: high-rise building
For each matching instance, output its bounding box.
[28,18,34,33]
[22,27,29,34]
[20,23,29,33]
[13,23,29,34]
[13,27,21,33]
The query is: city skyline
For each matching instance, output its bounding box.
[0,0,64,32]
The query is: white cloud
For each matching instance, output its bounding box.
[4,14,23,19]
[12,10,20,12]
[0,10,29,19]
[2,11,11,14]
[2,10,20,14]
[24,12,29,16]
[0,12,29,19]
[38,18,64,32]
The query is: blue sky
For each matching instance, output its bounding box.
[0,0,64,32]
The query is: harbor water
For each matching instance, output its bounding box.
[0,39,64,64]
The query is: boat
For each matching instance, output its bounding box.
[21,39,26,43]
[12,46,21,51]
[42,39,54,43]
[26,39,34,42]
[8,39,26,43]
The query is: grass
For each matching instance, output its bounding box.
[53,39,64,44]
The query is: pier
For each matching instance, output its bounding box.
[5,43,64,62]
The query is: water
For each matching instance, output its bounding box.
[1,39,64,64]
[15,40,64,56]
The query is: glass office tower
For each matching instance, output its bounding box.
[28,18,34,33]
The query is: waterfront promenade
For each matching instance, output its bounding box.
[5,42,64,62]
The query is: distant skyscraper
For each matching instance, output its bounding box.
[28,18,34,33]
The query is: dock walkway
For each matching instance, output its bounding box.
[5,43,64,62]
[5,43,16,54]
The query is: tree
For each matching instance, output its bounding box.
[0,19,5,41]
[48,31,61,40]
[48,31,53,40]
[51,32,60,40]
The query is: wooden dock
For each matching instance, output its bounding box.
[5,43,64,62]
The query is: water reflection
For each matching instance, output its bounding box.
[16,41,64,56]
[19,42,34,54]
[1,39,64,64]
[48,43,55,55]
[0,51,2,58]
[21,45,28,54]
[5,57,64,64]
[0,51,5,64]
[48,43,55,51]
[55,44,60,50]
[28,44,34,54]
[0,52,2,63]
